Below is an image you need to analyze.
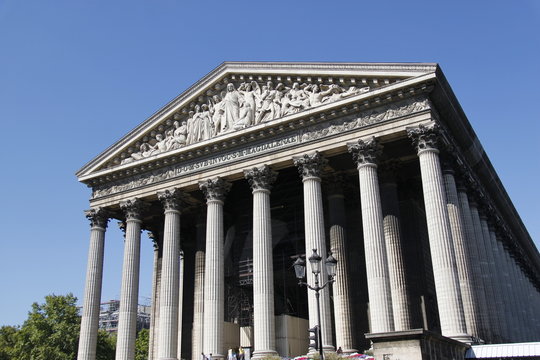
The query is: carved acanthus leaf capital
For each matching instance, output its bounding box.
[199,177,231,202]
[157,188,184,212]
[406,123,441,153]
[85,207,109,229]
[117,221,126,234]
[244,165,277,192]
[120,198,147,221]
[293,151,328,179]
[347,137,382,167]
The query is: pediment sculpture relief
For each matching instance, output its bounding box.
[121,81,369,165]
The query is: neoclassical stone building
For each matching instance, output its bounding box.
[76,62,540,360]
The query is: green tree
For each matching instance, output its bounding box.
[0,325,19,360]
[0,294,116,360]
[96,330,116,360]
[134,328,150,360]
[15,293,80,360]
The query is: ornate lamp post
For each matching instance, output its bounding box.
[293,249,337,360]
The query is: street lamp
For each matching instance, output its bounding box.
[293,249,337,360]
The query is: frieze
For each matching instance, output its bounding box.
[300,96,429,142]
[92,134,299,198]
[91,97,430,199]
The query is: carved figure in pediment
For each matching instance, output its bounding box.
[152,134,169,154]
[234,100,254,130]
[209,95,225,135]
[199,104,213,141]
[287,82,308,105]
[167,120,187,149]
[305,84,334,107]
[223,83,240,132]
[128,142,154,162]
[238,81,259,126]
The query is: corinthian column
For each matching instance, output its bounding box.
[468,200,493,341]
[379,163,412,331]
[442,168,480,339]
[293,152,334,351]
[456,184,489,341]
[244,165,278,358]
[78,208,109,360]
[199,178,231,360]
[116,198,146,360]
[148,231,162,360]
[347,138,394,333]
[157,188,183,360]
[406,125,468,342]
[192,216,206,360]
[326,176,357,353]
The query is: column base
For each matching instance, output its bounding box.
[365,329,470,360]
[206,353,225,360]
[322,345,335,352]
[252,350,278,359]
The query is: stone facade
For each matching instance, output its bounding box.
[76,62,540,360]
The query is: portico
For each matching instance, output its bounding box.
[76,62,540,360]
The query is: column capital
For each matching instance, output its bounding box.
[406,123,441,153]
[84,207,109,229]
[293,151,327,180]
[120,198,147,221]
[147,230,161,250]
[244,165,277,192]
[118,221,126,236]
[347,137,382,168]
[199,177,231,202]
[158,188,184,212]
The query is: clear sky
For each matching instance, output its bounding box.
[0,0,538,327]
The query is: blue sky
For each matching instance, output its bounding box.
[0,0,538,327]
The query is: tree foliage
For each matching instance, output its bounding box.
[0,294,116,360]
[134,328,150,360]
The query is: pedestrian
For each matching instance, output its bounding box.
[238,346,245,360]
[201,353,207,360]
[337,347,343,355]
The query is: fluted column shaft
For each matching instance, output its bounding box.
[245,166,278,358]
[443,171,480,338]
[407,125,468,341]
[192,220,206,360]
[508,255,526,341]
[148,236,161,360]
[468,202,493,341]
[380,177,412,331]
[488,230,509,342]
[177,251,184,358]
[457,188,490,341]
[157,189,183,360]
[78,208,108,360]
[327,185,357,353]
[347,139,394,333]
[293,152,334,351]
[116,199,144,360]
[200,178,230,359]
[478,216,502,342]
[498,242,516,342]
[503,246,522,341]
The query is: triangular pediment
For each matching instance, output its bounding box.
[77,62,437,182]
